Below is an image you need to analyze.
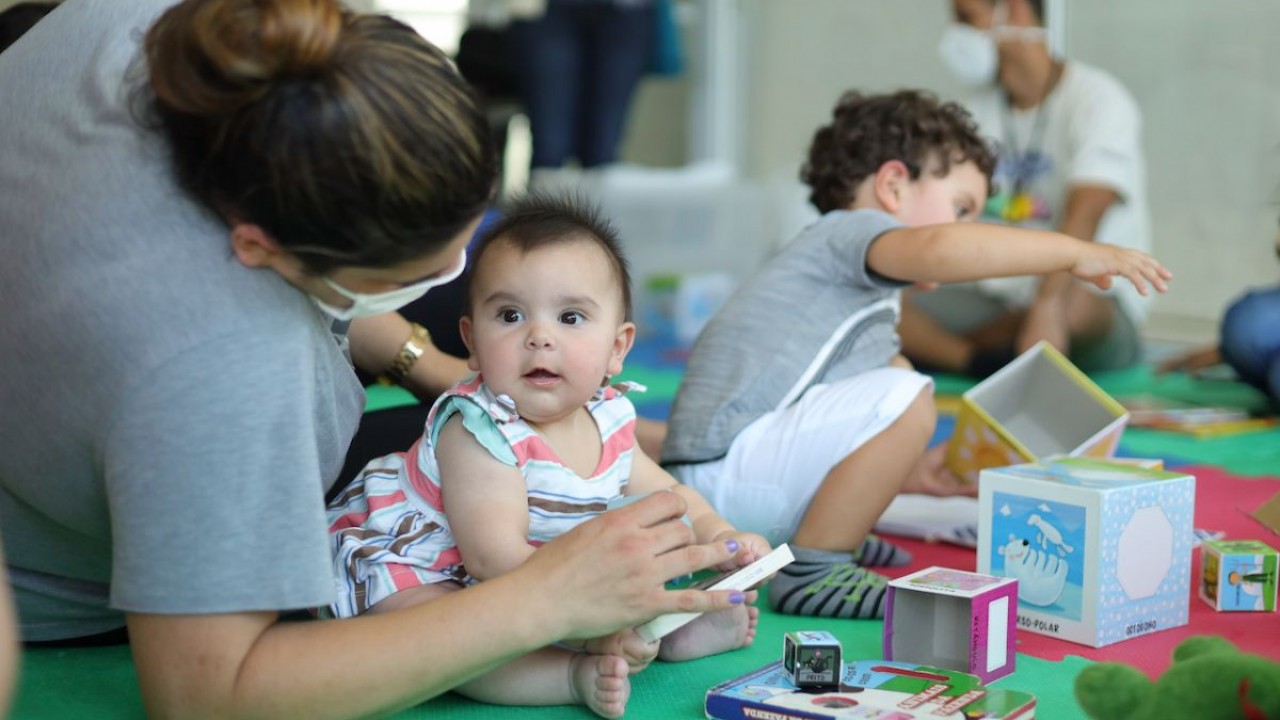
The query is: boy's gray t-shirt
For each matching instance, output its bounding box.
[0,0,364,640]
[662,210,909,468]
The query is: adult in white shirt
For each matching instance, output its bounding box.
[901,0,1152,376]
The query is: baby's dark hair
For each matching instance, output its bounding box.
[801,90,997,214]
[470,193,633,321]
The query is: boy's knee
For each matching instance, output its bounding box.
[897,387,937,440]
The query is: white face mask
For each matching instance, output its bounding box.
[938,2,1047,87]
[314,249,467,321]
[938,23,999,87]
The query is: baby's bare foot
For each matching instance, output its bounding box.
[657,601,759,662]
[570,653,630,719]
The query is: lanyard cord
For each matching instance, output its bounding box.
[1001,61,1063,196]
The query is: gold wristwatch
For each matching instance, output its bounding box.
[380,322,431,386]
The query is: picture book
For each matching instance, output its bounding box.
[1121,395,1274,436]
[705,659,1036,719]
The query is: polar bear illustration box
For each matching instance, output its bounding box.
[977,457,1195,647]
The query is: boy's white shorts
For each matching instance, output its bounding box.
[670,366,932,547]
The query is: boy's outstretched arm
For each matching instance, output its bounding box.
[1016,185,1123,352]
[867,221,1171,295]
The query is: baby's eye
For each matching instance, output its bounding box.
[499,308,523,323]
[955,203,975,220]
[559,311,585,326]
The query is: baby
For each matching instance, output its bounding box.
[326,193,771,718]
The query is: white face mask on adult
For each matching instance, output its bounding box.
[937,2,1047,87]
[938,23,999,87]
[313,249,467,321]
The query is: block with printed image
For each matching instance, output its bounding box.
[1200,539,1278,612]
[977,457,1195,648]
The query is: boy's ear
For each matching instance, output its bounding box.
[606,321,636,377]
[459,316,480,372]
[872,160,911,213]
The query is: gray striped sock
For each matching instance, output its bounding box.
[767,546,890,619]
[853,534,913,567]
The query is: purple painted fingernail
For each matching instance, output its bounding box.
[729,591,746,605]
[725,539,740,553]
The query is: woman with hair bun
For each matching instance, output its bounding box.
[0,1,743,716]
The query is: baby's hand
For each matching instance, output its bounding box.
[1072,245,1172,296]
[585,629,659,673]
[712,530,772,571]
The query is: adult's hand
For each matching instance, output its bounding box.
[520,490,745,642]
[1156,345,1222,376]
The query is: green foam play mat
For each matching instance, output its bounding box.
[14,601,1094,719]
[15,362,1274,718]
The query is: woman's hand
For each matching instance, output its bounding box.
[521,491,746,642]
[1071,244,1172,296]
[711,530,772,571]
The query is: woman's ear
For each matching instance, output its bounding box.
[606,321,636,377]
[872,160,911,213]
[228,223,281,268]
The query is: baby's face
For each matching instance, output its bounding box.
[463,237,633,427]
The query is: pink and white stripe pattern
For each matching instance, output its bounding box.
[325,375,638,618]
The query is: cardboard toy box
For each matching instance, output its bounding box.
[947,341,1128,484]
[977,457,1195,648]
[1200,539,1278,612]
[884,567,1019,683]
[782,631,842,688]
[705,659,1037,720]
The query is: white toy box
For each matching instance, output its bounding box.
[884,567,1019,683]
[782,631,842,688]
[946,342,1128,484]
[977,457,1195,647]
[1200,539,1278,612]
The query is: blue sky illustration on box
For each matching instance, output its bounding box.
[991,492,1086,622]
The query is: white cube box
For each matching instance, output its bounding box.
[977,457,1195,647]
[1200,540,1278,612]
[946,341,1128,485]
[883,567,1019,684]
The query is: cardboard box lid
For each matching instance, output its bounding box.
[889,566,1017,598]
[983,456,1193,490]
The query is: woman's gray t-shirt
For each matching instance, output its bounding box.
[0,0,364,640]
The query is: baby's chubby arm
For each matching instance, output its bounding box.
[626,450,771,568]
[437,415,536,581]
[867,223,1172,295]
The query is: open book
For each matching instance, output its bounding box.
[636,543,794,643]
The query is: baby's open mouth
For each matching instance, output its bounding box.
[524,368,560,382]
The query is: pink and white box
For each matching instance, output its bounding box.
[884,566,1019,683]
